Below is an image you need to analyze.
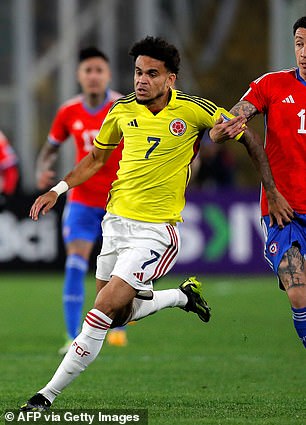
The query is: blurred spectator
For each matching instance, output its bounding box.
[0,130,19,198]
[191,130,237,189]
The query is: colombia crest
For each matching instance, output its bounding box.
[169,119,187,136]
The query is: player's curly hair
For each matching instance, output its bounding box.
[129,36,180,75]
[293,16,306,35]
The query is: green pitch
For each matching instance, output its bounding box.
[1,272,306,424]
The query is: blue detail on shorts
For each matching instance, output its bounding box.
[141,250,160,270]
[62,201,106,244]
[262,213,306,274]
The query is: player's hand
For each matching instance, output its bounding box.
[29,191,58,221]
[209,116,246,144]
[266,190,294,229]
[36,170,56,190]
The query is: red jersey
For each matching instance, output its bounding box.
[0,131,19,194]
[241,68,306,215]
[48,89,123,208]
[0,131,17,170]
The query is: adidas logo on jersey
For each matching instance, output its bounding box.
[282,95,295,103]
[127,119,139,127]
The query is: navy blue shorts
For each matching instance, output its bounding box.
[62,201,106,244]
[262,213,306,278]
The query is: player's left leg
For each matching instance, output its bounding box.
[60,202,104,354]
[278,244,306,348]
[96,216,211,327]
[59,239,93,355]
[262,214,306,348]
[112,276,211,327]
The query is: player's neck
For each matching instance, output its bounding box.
[147,90,172,114]
[83,93,106,109]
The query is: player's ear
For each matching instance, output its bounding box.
[168,73,176,88]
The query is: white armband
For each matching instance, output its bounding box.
[49,180,69,196]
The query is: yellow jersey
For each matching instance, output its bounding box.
[94,89,239,223]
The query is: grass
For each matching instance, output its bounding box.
[1,272,306,424]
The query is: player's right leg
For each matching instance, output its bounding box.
[21,276,136,412]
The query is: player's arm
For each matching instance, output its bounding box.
[209,100,258,143]
[30,146,113,221]
[36,142,59,190]
[1,165,19,195]
[209,115,246,143]
[231,101,294,228]
[230,100,258,121]
[63,145,113,188]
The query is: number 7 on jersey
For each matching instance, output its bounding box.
[145,136,161,159]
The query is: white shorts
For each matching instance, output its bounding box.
[96,213,181,296]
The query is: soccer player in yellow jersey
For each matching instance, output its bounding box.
[22,36,285,410]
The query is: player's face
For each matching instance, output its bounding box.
[134,56,176,109]
[77,57,111,96]
[294,27,306,80]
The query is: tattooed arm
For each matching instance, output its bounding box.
[230,101,294,228]
[230,100,258,121]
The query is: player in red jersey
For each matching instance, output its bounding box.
[226,17,306,349]
[36,47,126,353]
[0,130,19,198]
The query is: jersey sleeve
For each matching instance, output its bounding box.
[48,106,70,145]
[240,75,269,113]
[197,99,244,141]
[94,105,123,150]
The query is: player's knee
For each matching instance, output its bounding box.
[287,286,306,309]
[93,296,127,320]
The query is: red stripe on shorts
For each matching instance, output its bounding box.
[149,225,178,281]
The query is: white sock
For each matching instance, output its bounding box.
[126,289,187,323]
[39,309,112,403]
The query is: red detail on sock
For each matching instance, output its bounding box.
[85,311,110,330]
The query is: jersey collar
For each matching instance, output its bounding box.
[82,89,111,114]
[295,68,306,86]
